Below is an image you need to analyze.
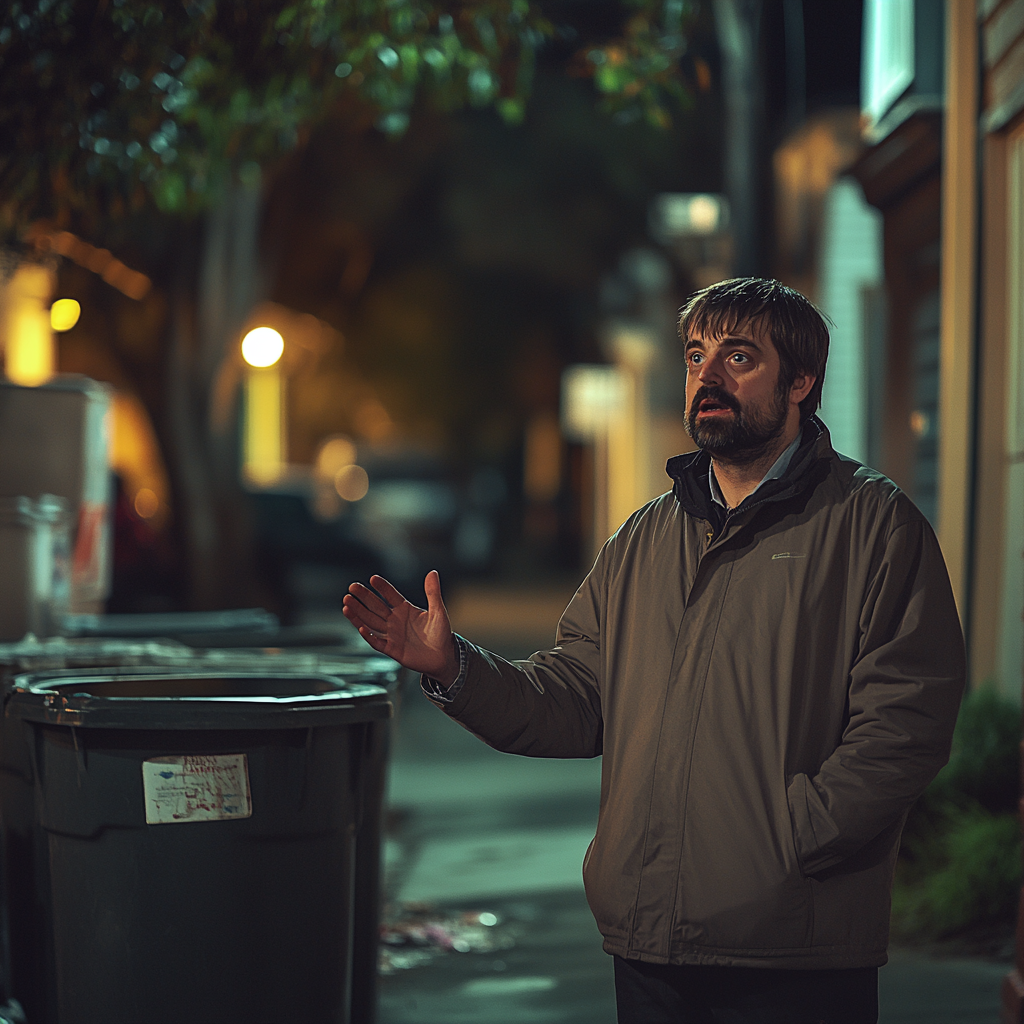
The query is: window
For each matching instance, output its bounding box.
[862,0,915,127]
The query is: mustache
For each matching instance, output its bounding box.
[689,386,740,418]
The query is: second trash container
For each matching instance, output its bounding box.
[6,664,393,1024]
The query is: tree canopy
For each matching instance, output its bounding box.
[0,0,695,239]
[0,3,696,237]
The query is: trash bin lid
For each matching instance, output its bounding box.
[62,608,280,638]
[6,665,393,730]
[189,648,403,686]
[0,635,193,674]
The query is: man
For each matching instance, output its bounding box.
[343,277,965,1024]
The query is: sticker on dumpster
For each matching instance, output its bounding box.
[142,754,252,824]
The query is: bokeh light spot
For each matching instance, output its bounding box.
[241,326,284,367]
[316,436,357,478]
[50,298,81,332]
[134,487,159,519]
[334,464,369,502]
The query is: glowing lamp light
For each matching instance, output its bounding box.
[241,326,284,368]
[50,298,81,332]
[649,192,730,241]
[561,365,627,441]
[686,195,722,234]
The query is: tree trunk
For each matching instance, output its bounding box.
[158,186,270,611]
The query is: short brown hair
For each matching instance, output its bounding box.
[677,277,831,422]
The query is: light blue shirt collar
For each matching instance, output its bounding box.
[708,432,802,509]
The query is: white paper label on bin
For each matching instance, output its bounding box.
[142,754,252,824]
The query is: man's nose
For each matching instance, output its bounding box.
[697,353,725,384]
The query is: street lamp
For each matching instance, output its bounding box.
[241,327,284,368]
[649,192,732,289]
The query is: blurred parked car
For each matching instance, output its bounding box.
[247,442,507,621]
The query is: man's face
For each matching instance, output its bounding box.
[683,321,797,464]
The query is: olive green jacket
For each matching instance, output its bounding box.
[436,419,965,968]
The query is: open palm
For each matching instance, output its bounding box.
[342,571,458,685]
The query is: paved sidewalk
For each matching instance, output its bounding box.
[378,584,1011,1024]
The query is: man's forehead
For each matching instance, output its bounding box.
[686,319,773,348]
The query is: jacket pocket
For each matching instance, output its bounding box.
[787,772,843,875]
[676,791,815,951]
[582,830,640,944]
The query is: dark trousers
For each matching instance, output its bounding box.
[613,956,879,1024]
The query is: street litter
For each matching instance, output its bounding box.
[379,904,514,974]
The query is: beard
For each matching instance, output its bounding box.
[684,383,790,465]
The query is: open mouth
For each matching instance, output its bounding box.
[698,399,734,415]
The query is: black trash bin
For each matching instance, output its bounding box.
[0,638,194,1024]
[6,665,393,1024]
[183,648,404,1024]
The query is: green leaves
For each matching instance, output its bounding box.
[891,808,1021,940]
[892,685,1023,941]
[0,0,694,234]
[582,1,693,129]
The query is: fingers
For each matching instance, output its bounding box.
[345,582,391,617]
[355,625,389,654]
[342,603,387,635]
[347,581,390,613]
[342,588,390,633]
[369,575,407,608]
[343,574,416,639]
[424,570,447,618]
[342,601,391,652]
[342,600,386,635]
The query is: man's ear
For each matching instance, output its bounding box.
[789,373,815,407]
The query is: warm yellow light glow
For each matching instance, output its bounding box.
[50,298,82,332]
[110,392,171,528]
[244,367,285,484]
[42,231,152,299]
[334,464,369,501]
[241,326,284,368]
[316,436,357,478]
[687,195,721,234]
[524,411,562,503]
[4,265,56,386]
[354,397,395,441]
[909,410,929,438]
[134,487,159,519]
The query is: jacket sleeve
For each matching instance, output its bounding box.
[788,514,966,875]
[431,555,607,759]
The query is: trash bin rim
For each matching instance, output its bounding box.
[7,660,399,685]
[6,667,394,730]
[0,642,401,684]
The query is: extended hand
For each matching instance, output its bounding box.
[342,571,459,686]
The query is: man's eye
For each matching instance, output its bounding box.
[730,353,749,364]
[689,353,703,365]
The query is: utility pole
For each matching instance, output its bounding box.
[712,0,763,276]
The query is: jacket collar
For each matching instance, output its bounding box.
[667,416,833,526]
